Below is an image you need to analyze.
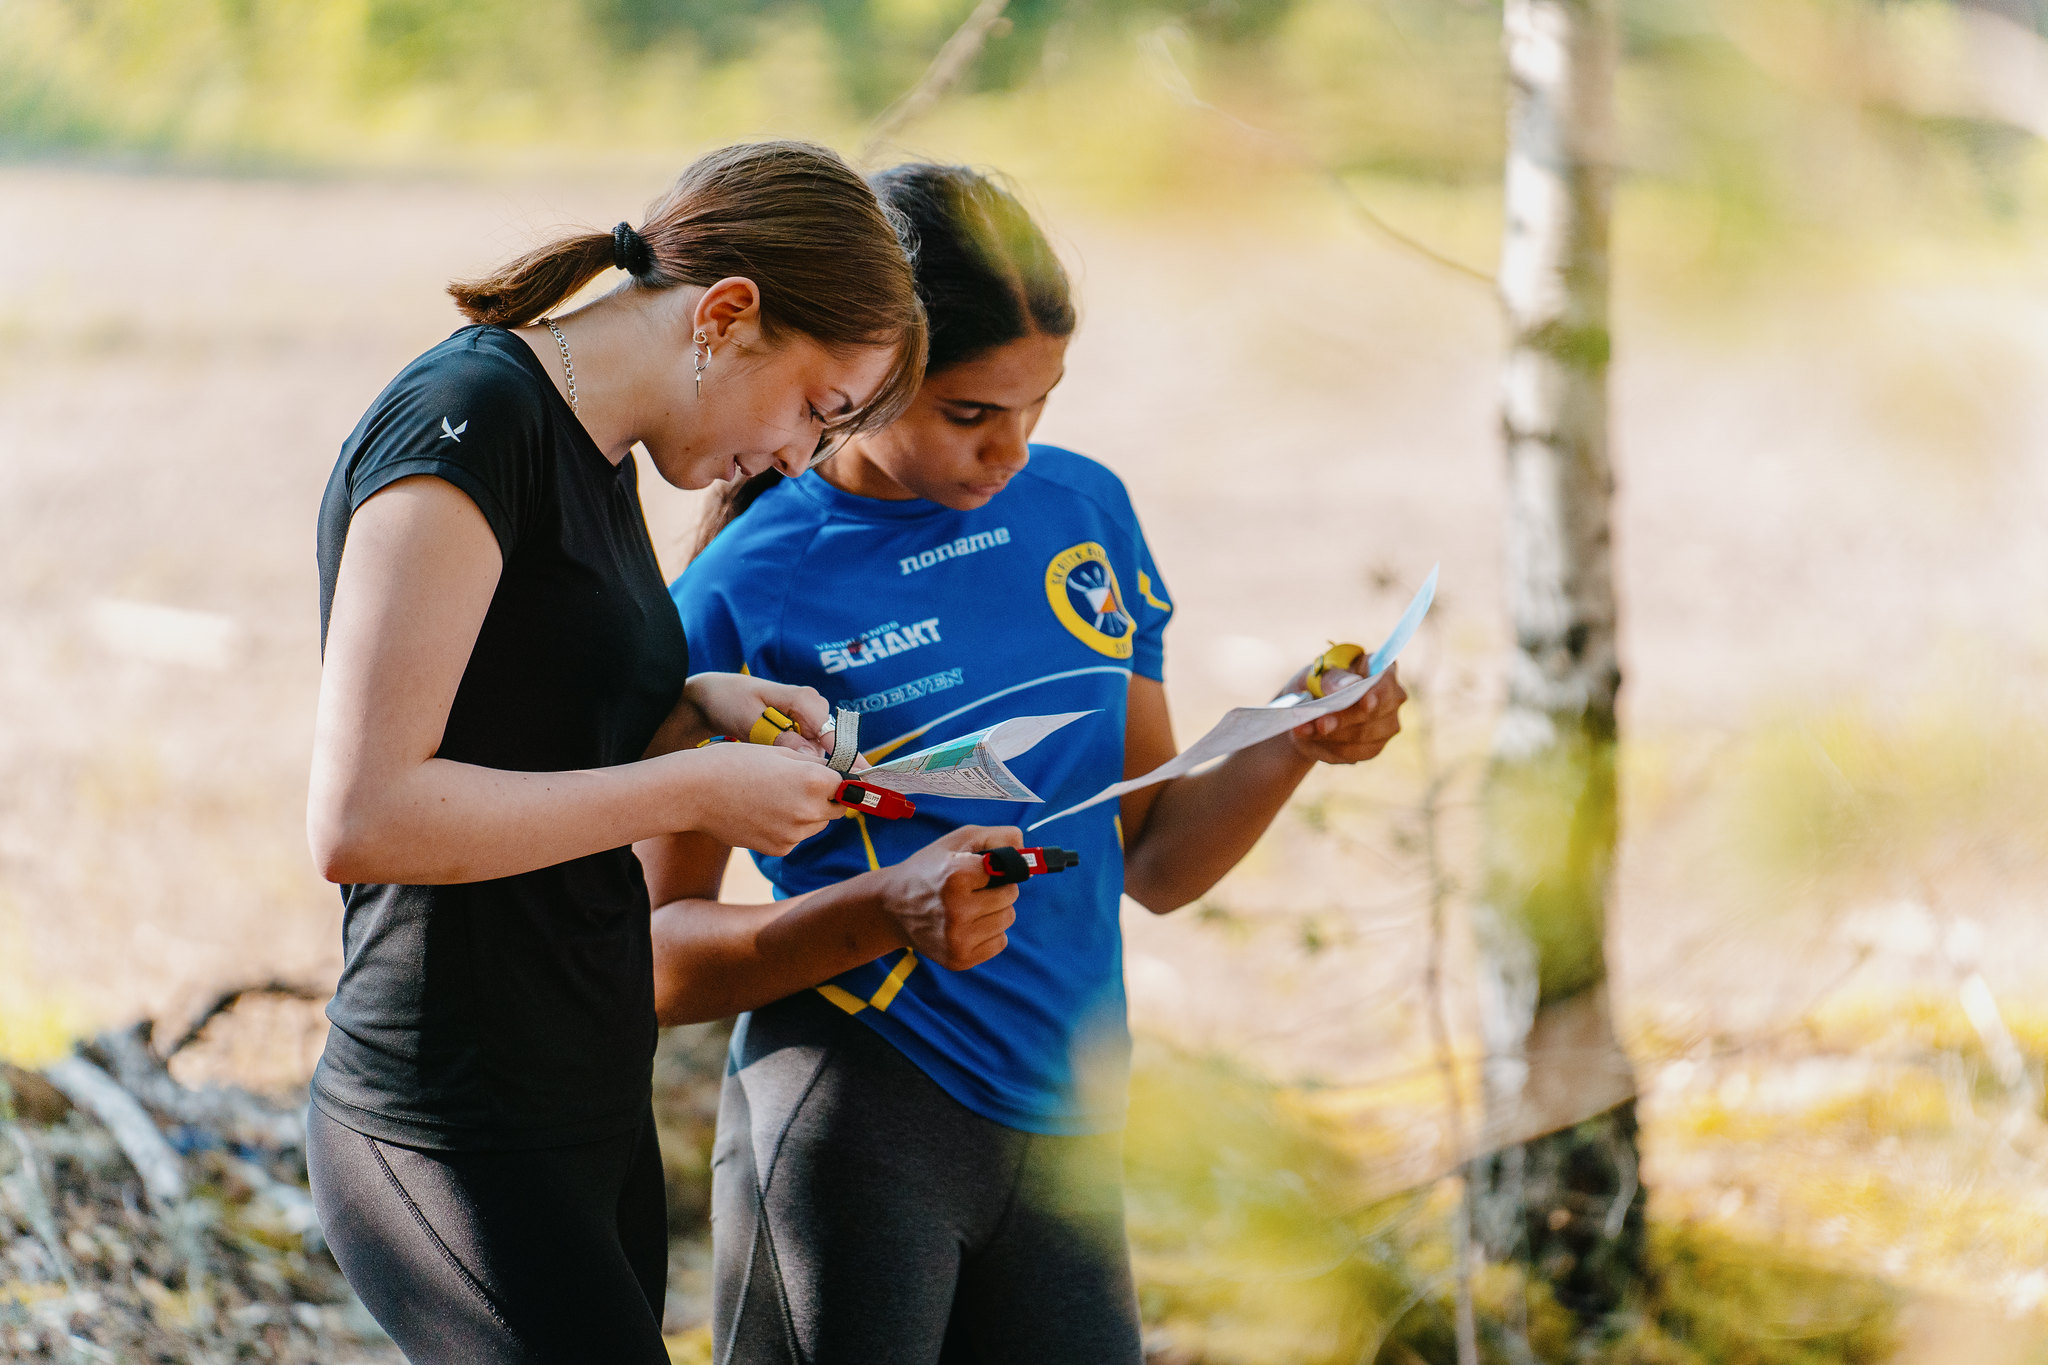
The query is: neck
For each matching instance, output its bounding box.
[520,292,660,466]
[819,438,919,501]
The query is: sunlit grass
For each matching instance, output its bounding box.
[1645,989,2048,1320]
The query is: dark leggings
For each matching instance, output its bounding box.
[306,1103,669,1365]
[711,991,1143,1365]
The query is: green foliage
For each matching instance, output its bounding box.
[1125,1041,1455,1364]
[1617,1225,1897,1365]
[1124,1042,1898,1363]
[3,0,2038,266]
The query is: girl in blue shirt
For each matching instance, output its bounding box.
[643,165,1407,1365]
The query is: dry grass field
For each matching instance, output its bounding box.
[4,160,2047,1355]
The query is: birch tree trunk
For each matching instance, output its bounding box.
[1471,0,1645,1344]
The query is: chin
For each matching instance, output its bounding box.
[958,485,1011,509]
[646,455,713,492]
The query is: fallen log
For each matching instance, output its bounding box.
[90,1018,305,1151]
[42,1054,188,1210]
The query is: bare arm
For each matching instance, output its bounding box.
[307,476,843,885]
[642,824,1025,1025]
[1120,667,1405,913]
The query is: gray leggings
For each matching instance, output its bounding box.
[710,991,1143,1365]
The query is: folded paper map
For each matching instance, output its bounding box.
[857,711,1095,802]
[1026,564,1437,830]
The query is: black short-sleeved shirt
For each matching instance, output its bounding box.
[311,325,690,1151]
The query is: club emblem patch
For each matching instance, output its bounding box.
[1044,542,1135,659]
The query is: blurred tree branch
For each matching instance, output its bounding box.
[862,0,1013,161]
[1139,24,1496,286]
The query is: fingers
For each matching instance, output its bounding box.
[945,851,1023,897]
[1296,719,1401,762]
[760,741,831,768]
[934,898,1016,970]
[772,730,829,759]
[950,911,1015,969]
[934,824,1025,854]
[766,684,833,740]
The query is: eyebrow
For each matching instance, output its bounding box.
[938,374,1065,414]
[828,389,854,418]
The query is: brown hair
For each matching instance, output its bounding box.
[449,139,927,440]
[693,162,1077,556]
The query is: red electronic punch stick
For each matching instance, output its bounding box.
[981,846,1080,887]
[833,779,915,820]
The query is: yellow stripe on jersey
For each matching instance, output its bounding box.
[815,811,921,1013]
[852,811,880,872]
[1137,569,1171,611]
[818,984,868,1015]
[868,951,918,1010]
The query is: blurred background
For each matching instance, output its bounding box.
[2,0,2046,1361]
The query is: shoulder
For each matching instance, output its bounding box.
[332,328,554,551]
[378,327,547,426]
[1016,445,1144,526]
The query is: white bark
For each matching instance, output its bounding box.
[1479,0,1634,1152]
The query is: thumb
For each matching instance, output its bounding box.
[936,824,1025,853]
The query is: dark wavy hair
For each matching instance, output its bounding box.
[694,163,1076,553]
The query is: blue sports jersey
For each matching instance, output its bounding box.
[671,445,1173,1134]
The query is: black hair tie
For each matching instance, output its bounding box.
[613,221,653,276]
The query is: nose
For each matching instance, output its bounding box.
[767,435,812,479]
[981,415,1031,476]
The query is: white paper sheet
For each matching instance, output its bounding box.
[1027,566,1438,830]
[858,711,1094,802]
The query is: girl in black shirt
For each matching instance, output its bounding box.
[305,141,1015,1364]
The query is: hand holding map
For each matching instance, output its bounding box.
[1027,565,1437,830]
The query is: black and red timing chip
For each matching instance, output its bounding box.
[981,846,1080,887]
[833,779,916,820]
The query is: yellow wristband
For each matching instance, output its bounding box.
[747,706,797,746]
[1304,643,1366,699]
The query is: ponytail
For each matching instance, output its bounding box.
[449,231,618,328]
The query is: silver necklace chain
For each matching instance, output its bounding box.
[538,316,577,411]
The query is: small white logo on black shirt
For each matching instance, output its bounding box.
[440,417,468,442]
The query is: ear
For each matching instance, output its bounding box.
[694,277,763,348]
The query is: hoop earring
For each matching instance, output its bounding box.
[693,330,709,400]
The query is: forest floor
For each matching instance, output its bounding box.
[3,162,2047,1361]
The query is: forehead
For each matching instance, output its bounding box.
[927,333,1069,403]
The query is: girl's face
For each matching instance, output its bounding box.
[834,331,1069,511]
[642,334,897,491]
[637,280,900,491]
